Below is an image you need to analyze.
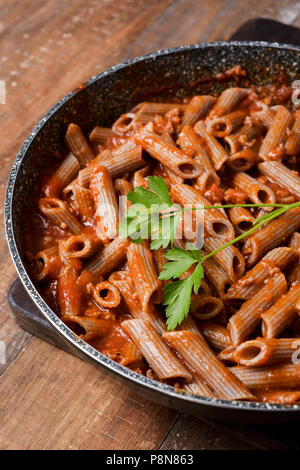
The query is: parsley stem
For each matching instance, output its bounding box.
[201,203,300,262]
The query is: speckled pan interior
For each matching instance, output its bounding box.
[5,42,300,423]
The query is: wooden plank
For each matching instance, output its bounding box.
[159,414,299,450]
[0,337,177,450]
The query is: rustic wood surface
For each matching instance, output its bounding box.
[1,0,300,450]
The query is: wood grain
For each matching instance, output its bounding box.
[1,0,300,450]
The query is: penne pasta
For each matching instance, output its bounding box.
[39,197,83,235]
[228,206,254,234]
[232,364,300,390]
[84,236,130,279]
[194,121,229,170]
[180,95,216,128]
[65,123,94,166]
[228,272,287,346]
[231,171,275,210]
[92,281,121,308]
[163,330,254,400]
[197,321,232,351]
[57,266,82,317]
[258,160,300,199]
[43,152,80,197]
[122,319,192,382]
[259,106,292,161]
[171,184,234,241]
[262,282,300,338]
[89,126,116,144]
[242,207,300,266]
[223,247,299,308]
[127,242,162,313]
[232,338,299,367]
[285,112,300,155]
[206,110,245,137]
[209,87,248,118]
[134,127,203,178]
[90,165,119,240]
[178,125,220,192]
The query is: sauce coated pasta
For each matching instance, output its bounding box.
[24,79,300,404]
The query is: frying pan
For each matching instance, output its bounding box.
[5,41,300,424]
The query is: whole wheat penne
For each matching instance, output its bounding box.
[171,184,235,240]
[190,294,224,320]
[78,143,145,187]
[197,321,232,351]
[232,338,299,366]
[122,319,192,382]
[44,153,80,196]
[163,330,254,400]
[90,165,119,240]
[59,235,99,259]
[223,247,299,307]
[204,236,245,282]
[127,242,162,313]
[289,232,300,250]
[184,375,215,398]
[231,364,300,390]
[112,113,138,134]
[109,270,165,334]
[75,148,112,187]
[258,161,300,199]
[227,148,256,171]
[231,171,275,210]
[34,245,59,281]
[218,346,236,362]
[92,281,121,308]
[207,110,245,137]
[228,272,287,346]
[57,266,82,316]
[224,122,261,154]
[132,165,150,188]
[133,102,187,115]
[259,106,292,160]
[115,178,133,216]
[178,125,220,191]
[285,112,300,154]
[228,206,255,234]
[261,282,300,338]
[84,236,130,279]
[39,197,83,235]
[180,95,216,128]
[134,127,202,178]
[209,87,248,118]
[89,126,116,144]
[160,132,176,146]
[202,257,232,296]
[194,121,229,170]
[70,183,95,222]
[120,342,143,367]
[65,123,94,166]
[62,315,112,341]
[242,207,300,266]
[254,390,300,404]
[253,102,275,128]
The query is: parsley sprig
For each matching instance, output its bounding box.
[118,176,300,330]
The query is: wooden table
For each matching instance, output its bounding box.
[1,0,300,450]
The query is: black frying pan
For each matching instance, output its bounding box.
[5,41,300,424]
